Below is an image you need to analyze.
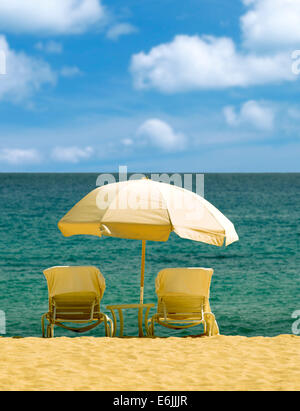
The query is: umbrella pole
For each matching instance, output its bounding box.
[140,240,146,304]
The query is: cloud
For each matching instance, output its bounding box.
[130,35,294,93]
[1,107,299,171]
[0,148,41,164]
[241,0,300,50]
[223,100,275,130]
[106,23,138,40]
[122,138,134,146]
[0,35,56,102]
[137,119,186,151]
[0,49,5,75]
[35,40,63,54]
[51,146,94,163]
[0,0,106,35]
[130,1,300,93]
[60,66,82,77]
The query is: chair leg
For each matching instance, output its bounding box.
[145,320,151,337]
[108,318,114,337]
[103,316,107,336]
[41,314,46,338]
[204,313,218,336]
[103,315,113,337]
[149,318,155,337]
[144,307,153,337]
[104,316,110,337]
[47,324,54,338]
[109,309,117,337]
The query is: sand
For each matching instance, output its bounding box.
[0,334,299,391]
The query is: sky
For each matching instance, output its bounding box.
[0,0,299,172]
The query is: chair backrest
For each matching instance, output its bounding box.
[156,267,213,298]
[155,268,213,316]
[43,266,106,300]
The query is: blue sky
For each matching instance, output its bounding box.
[0,0,299,172]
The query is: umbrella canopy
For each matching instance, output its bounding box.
[58,178,239,303]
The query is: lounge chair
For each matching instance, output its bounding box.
[41,266,113,337]
[147,268,219,337]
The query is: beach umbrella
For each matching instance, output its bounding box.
[58,178,238,304]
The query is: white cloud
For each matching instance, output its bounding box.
[130,35,294,93]
[0,148,41,164]
[0,49,5,75]
[60,66,82,77]
[122,138,134,146]
[106,23,138,40]
[0,35,56,102]
[241,0,300,50]
[52,146,94,163]
[137,119,186,151]
[223,100,275,130]
[35,41,63,54]
[0,0,106,35]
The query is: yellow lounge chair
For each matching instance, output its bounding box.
[41,266,113,337]
[147,268,219,337]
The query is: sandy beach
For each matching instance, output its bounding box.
[0,334,299,391]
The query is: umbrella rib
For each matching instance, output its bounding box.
[155,183,174,232]
[157,183,228,241]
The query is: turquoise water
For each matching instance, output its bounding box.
[0,173,299,338]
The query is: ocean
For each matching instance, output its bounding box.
[0,173,299,338]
